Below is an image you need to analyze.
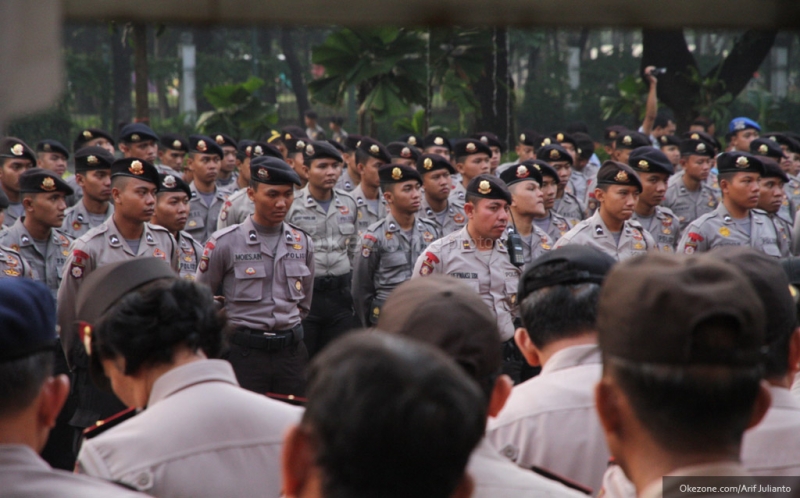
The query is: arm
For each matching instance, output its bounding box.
[56,242,93,369]
[641,66,658,137]
[195,237,226,293]
[299,237,315,318]
[351,233,379,326]
[412,245,443,278]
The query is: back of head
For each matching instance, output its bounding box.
[303,331,486,498]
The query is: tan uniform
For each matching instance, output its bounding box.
[534,210,575,243]
[0,244,33,279]
[448,181,467,203]
[351,184,387,235]
[62,201,114,239]
[186,182,231,244]
[216,188,253,231]
[335,166,357,192]
[663,172,719,230]
[676,204,781,257]
[352,214,439,326]
[631,205,682,253]
[76,360,302,497]
[176,231,202,280]
[412,226,521,341]
[553,191,584,224]
[286,187,357,276]
[553,211,655,261]
[0,219,72,298]
[418,196,467,236]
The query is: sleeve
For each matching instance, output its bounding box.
[217,199,233,231]
[351,232,379,327]
[346,201,358,265]
[299,236,315,319]
[412,244,443,278]
[168,232,180,272]
[194,236,226,293]
[676,223,709,254]
[672,216,683,250]
[56,241,94,370]
[643,230,657,252]
[75,441,113,480]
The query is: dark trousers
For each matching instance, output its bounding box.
[303,286,356,357]
[226,341,308,396]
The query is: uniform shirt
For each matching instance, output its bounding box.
[770,212,793,257]
[76,360,302,497]
[176,231,202,281]
[0,244,33,279]
[57,220,179,368]
[533,210,575,243]
[486,345,609,493]
[286,187,357,277]
[352,213,439,325]
[504,224,553,265]
[553,191,584,224]
[412,226,521,341]
[640,462,752,498]
[154,163,182,177]
[631,205,682,252]
[196,217,314,332]
[676,204,781,258]
[741,385,800,476]
[0,444,146,498]
[448,181,467,204]
[784,174,800,221]
[62,201,114,239]
[663,171,719,230]
[216,171,239,191]
[553,211,655,262]
[335,166,357,192]
[350,183,386,235]
[0,219,72,298]
[567,165,599,205]
[4,201,23,227]
[216,188,254,231]
[418,196,467,236]
[65,175,83,207]
[186,182,231,244]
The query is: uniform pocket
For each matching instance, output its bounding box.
[339,223,355,235]
[232,264,266,301]
[380,251,409,285]
[285,262,311,300]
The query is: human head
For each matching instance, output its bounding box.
[628,147,673,211]
[19,168,74,230]
[524,160,559,212]
[248,156,302,227]
[612,131,650,165]
[118,123,159,163]
[658,135,681,167]
[756,159,789,215]
[35,140,69,177]
[356,138,391,190]
[387,142,420,168]
[74,146,115,206]
[303,141,343,192]
[157,133,188,171]
[651,112,676,138]
[679,135,715,183]
[422,133,452,163]
[499,162,545,218]
[110,158,160,224]
[515,129,541,162]
[594,161,642,223]
[536,144,573,192]
[716,152,765,209]
[543,132,578,162]
[213,133,238,175]
[417,154,455,204]
[152,174,192,234]
[470,132,503,173]
[304,110,319,128]
[464,175,512,241]
[453,139,491,183]
[0,138,36,197]
[378,164,421,216]
[73,128,116,155]
[186,135,223,187]
[727,117,761,152]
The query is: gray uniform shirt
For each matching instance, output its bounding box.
[186,182,231,244]
[351,184,387,236]
[176,231,203,280]
[553,211,655,262]
[0,219,73,298]
[196,218,314,332]
[63,201,114,239]
[553,191,585,224]
[286,187,358,277]
[504,224,554,266]
[352,213,440,326]
[216,188,254,231]
[335,166,357,192]
[534,210,576,243]
[0,244,33,279]
[677,203,781,257]
[663,172,719,230]
[631,205,682,253]
[65,175,83,207]
[418,196,467,236]
[412,226,521,341]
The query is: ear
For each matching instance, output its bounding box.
[382,190,393,205]
[488,375,513,418]
[111,187,121,204]
[464,201,475,217]
[357,162,367,174]
[455,162,466,175]
[450,473,475,498]
[282,425,315,497]
[118,143,129,154]
[514,327,542,367]
[745,380,772,431]
[75,174,86,189]
[595,377,623,438]
[38,374,70,430]
[246,187,255,202]
[594,187,606,204]
[22,196,34,210]
[787,328,800,378]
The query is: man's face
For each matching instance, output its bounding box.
[0,158,34,194]
[153,191,189,233]
[86,138,115,155]
[510,180,545,217]
[612,148,632,165]
[358,157,384,189]
[653,120,676,138]
[221,146,237,174]
[637,172,669,209]
[540,176,559,210]
[730,129,759,152]
[422,169,451,203]
[385,181,421,215]
[515,144,535,162]
[456,154,490,182]
[343,151,357,173]
[661,145,680,166]
[238,157,252,184]
[122,140,157,162]
[187,153,221,186]
[248,183,295,226]
[306,158,342,191]
[304,116,315,128]
[758,177,785,215]
[113,178,157,222]
[26,192,67,228]
[792,152,800,177]
[550,161,572,190]
[778,146,794,174]
[559,142,577,163]
[286,153,309,184]
[425,146,450,162]
[489,146,501,172]
[681,155,712,182]
[158,149,186,170]
[722,172,761,210]
[76,169,112,203]
[466,198,509,240]
[598,185,638,223]
[38,152,68,177]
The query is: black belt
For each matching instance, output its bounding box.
[232,325,303,352]
[314,274,350,291]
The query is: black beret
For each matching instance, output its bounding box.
[518,129,542,147]
[536,144,573,165]
[237,139,255,160]
[36,139,69,158]
[285,136,310,155]
[716,151,765,176]
[658,134,681,147]
[327,139,345,153]
[629,147,674,175]
[423,133,451,151]
[19,168,74,195]
[280,126,308,144]
[519,245,615,300]
[119,123,158,143]
[0,278,57,362]
[416,153,455,175]
[357,137,392,163]
[387,142,421,162]
[471,132,503,151]
[761,158,789,183]
[188,134,224,159]
[615,131,650,150]
[521,159,559,182]
[0,137,36,163]
[466,174,512,204]
[159,133,188,152]
[212,133,237,149]
[572,132,595,158]
[453,139,492,159]
[604,125,628,143]
[546,131,577,148]
[111,158,161,187]
[751,138,787,160]
[74,128,115,151]
[499,162,544,187]
[246,142,283,160]
[74,146,115,172]
[596,161,643,191]
[764,133,800,154]
[251,155,302,186]
[679,137,715,157]
[304,140,343,163]
[397,133,422,148]
[682,130,720,152]
[344,134,363,151]
[378,164,422,184]
[157,173,191,198]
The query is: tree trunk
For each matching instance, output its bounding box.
[111,24,133,134]
[474,28,511,150]
[133,23,150,123]
[280,27,311,124]
[154,30,169,120]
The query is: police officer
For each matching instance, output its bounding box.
[0,169,73,298]
[281,128,311,189]
[554,161,655,261]
[538,143,584,223]
[36,139,70,178]
[335,134,362,192]
[0,137,36,227]
[499,162,554,265]
[151,173,203,280]
[351,137,390,234]
[417,153,468,236]
[751,137,795,223]
[197,156,313,394]
[286,140,358,356]
[471,131,503,174]
[727,116,761,152]
[213,133,239,190]
[422,133,452,163]
[155,133,187,177]
[658,134,681,169]
[449,138,493,203]
[530,160,576,242]
[568,132,600,204]
[628,147,682,252]
[584,132,651,217]
[185,135,231,244]
[73,128,116,156]
[387,141,421,168]
[677,151,780,257]
[0,188,32,279]
[663,134,719,230]
[764,133,800,219]
[412,174,521,345]
[118,123,159,164]
[217,142,283,231]
[496,129,540,175]
[352,164,439,326]
[756,159,793,257]
[62,147,115,239]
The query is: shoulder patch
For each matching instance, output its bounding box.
[83,407,138,440]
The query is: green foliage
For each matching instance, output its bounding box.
[7,95,74,147]
[683,65,733,131]
[196,77,278,140]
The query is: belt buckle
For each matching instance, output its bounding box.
[263,332,276,337]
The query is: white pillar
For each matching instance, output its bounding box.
[179,32,197,124]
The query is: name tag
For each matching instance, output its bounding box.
[235,253,263,261]
[450,272,478,279]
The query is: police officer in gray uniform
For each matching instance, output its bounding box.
[185,135,231,244]
[351,137,390,234]
[751,137,795,223]
[449,139,493,203]
[0,169,73,298]
[498,162,554,265]
[62,147,115,239]
[417,153,468,236]
[628,147,682,252]
[335,134,361,193]
[530,160,577,242]
[286,140,358,356]
[352,164,439,326]
[387,141,421,167]
[663,135,718,230]
[756,159,793,257]
[197,156,313,395]
[765,133,800,221]
[0,137,36,227]
[151,173,204,280]
[537,144,584,223]
[155,133,187,177]
[677,151,781,257]
[555,161,655,261]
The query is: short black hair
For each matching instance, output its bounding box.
[303,332,485,498]
[565,121,589,134]
[110,175,131,191]
[94,279,225,376]
[355,148,372,167]
[654,112,674,130]
[304,110,318,120]
[692,116,713,131]
[0,350,53,417]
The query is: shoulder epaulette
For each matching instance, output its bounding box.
[82,407,139,440]
[285,222,309,239]
[211,224,240,240]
